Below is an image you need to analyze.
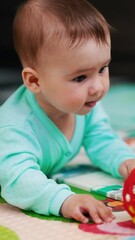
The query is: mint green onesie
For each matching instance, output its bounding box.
[0,85,135,216]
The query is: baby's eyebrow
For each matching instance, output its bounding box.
[66,57,111,76]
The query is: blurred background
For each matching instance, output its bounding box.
[0,0,135,133]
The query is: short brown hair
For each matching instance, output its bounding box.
[13,0,110,67]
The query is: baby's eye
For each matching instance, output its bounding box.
[73,75,86,82]
[99,66,108,74]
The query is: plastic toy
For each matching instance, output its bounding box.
[123,168,135,223]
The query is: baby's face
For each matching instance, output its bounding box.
[36,36,111,117]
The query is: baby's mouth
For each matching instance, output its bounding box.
[85,101,96,108]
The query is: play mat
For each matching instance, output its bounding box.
[0,184,135,240]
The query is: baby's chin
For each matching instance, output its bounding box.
[76,104,96,115]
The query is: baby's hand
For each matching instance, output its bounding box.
[60,194,115,224]
[119,159,135,179]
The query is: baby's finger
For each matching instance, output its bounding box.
[88,208,103,224]
[84,203,103,224]
[107,207,115,219]
[72,208,89,223]
[97,204,115,222]
[86,202,114,224]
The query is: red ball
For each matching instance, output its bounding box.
[123,168,135,223]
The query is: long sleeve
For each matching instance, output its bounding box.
[83,103,135,177]
[0,126,74,216]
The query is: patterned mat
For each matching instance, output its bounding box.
[0,181,135,240]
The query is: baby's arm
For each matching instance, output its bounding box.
[60,194,115,223]
[0,127,74,216]
[83,103,135,177]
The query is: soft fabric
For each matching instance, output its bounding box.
[0,85,135,216]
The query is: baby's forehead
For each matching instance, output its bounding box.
[40,35,110,68]
[44,31,110,54]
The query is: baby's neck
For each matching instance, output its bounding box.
[36,94,75,141]
[50,113,75,142]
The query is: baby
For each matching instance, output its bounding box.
[0,0,135,224]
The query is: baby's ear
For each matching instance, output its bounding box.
[22,67,40,93]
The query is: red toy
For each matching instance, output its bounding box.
[123,168,135,223]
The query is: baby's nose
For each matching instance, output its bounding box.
[88,78,103,96]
